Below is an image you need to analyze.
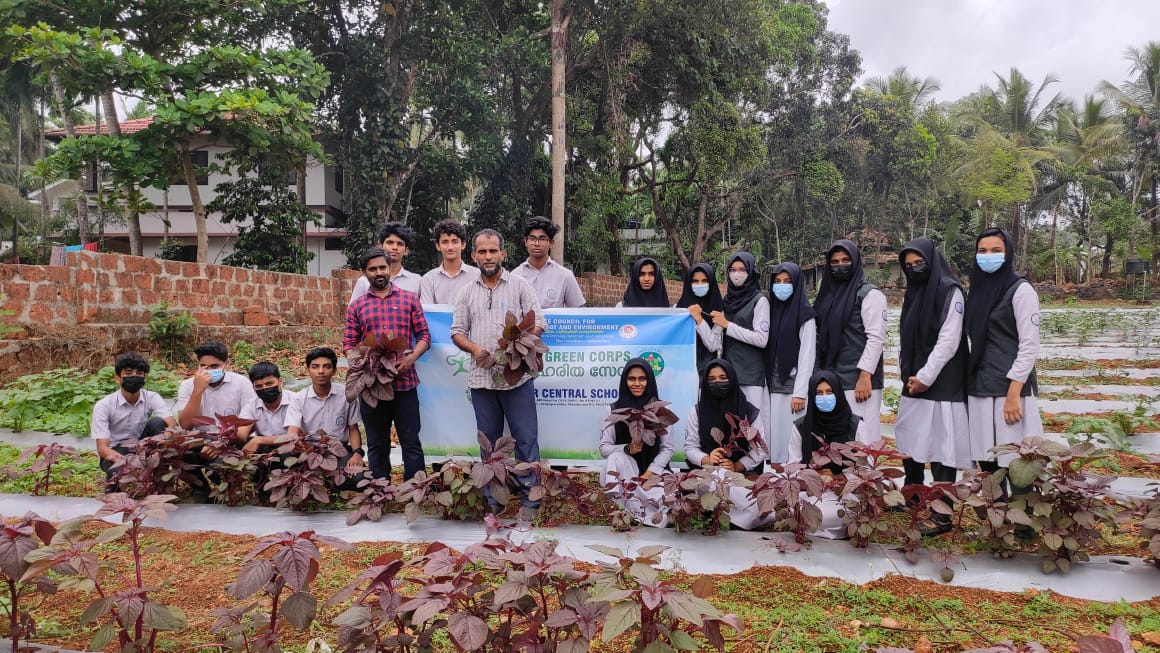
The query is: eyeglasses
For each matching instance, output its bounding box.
[525,236,550,243]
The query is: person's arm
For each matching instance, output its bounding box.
[405,298,432,366]
[696,320,723,352]
[419,273,435,305]
[564,271,586,307]
[791,319,817,403]
[1003,283,1041,424]
[450,291,484,358]
[90,398,118,461]
[723,297,770,348]
[913,288,965,390]
[788,422,803,464]
[854,288,887,401]
[683,408,712,467]
[283,395,304,439]
[346,399,364,466]
[147,393,176,431]
[176,373,210,430]
[597,408,624,459]
[234,380,258,441]
[342,300,362,356]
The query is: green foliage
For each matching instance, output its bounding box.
[148,301,196,364]
[155,238,186,261]
[209,172,317,274]
[0,366,180,435]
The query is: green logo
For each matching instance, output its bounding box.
[446,352,471,376]
[639,351,665,376]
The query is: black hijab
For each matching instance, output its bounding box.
[898,238,963,382]
[696,358,759,464]
[722,252,762,318]
[797,370,857,465]
[813,240,867,369]
[766,262,816,386]
[611,358,663,472]
[963,227,1023,375]
[622,257,670,308]
[675,263,725,313]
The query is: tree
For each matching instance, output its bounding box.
[209,168,317,274]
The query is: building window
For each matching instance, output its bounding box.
[324,237,345,251]
[174,151,210,185]
[333,166,344,194]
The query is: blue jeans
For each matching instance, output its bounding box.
[470,381,541,508]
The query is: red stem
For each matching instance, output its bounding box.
[8,579,20,651]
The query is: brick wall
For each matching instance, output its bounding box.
[2,252,358,330]
[579,272,716,306]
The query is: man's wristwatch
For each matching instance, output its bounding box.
[351,447,366,457]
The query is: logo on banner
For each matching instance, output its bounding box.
[640,351,665,376]
[446,352,471,376]
[619,324,639,340]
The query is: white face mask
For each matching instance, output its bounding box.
[728,270,748,287]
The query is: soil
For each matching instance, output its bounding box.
[19,526,1160,653]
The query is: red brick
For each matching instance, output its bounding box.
[155,277,172,292]
[135,275,152,290]
[218,267,233,282]
[163,261,183,276]
[191,279,210,293]
[182,262,200,277]
[123,256,143,273]
[234,269,249,283]
[32,285,58,301]
[76,268,96,284]
[210,281,227,295]
[142,259,161,275]
[100,255,121,271]
[47,266,71,283]
[174,280,189,293]
[28,303,53,323]
[243,312,271,326]
[192,311,222,326]
[19,267,46,283]
[140,291,160,306]
[120,290,139,305]
[4,281,30,300]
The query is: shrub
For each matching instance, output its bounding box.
[111,430,206,499]
[264,434,353,511]
[0,512,70,651]
[658,468,741,535]
[3,442,83,495]
[750,462,828,545]
[827,440,907,547]
[148,301,196,364]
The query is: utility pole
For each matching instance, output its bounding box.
[549,0,567,263]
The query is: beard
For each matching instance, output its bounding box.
[479,262,502,278]
[370,275,390,289]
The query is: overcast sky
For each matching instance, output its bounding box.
[825,0,1160,106]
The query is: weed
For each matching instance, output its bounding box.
[148,302,197,364]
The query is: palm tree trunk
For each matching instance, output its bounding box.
[548,0,567,264]
[100,90,143,256]
[1102,233,1113,278]
[50,76,89,245]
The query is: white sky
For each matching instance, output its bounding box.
[825,0,1160,105]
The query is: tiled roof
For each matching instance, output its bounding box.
[44,117,154,138]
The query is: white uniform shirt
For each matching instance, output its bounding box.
[284,383,362,442]
[175,371,258,429]
[91,389,169,446]
[511,258,585,308]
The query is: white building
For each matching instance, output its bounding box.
[39,118,350,276]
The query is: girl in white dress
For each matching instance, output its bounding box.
[675,263,726,375]
[786,370,856,540]
[963,227,1042,489]
[598,358,674,527]
[764,262,816,464]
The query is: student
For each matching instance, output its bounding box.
[348,222,423,304]
[813,240,887,443]
[175,341,257,440]
[344,247,431,480]
[284,348,364,468]
[895,238,971,535]
[675,263,726,374]
[790,370,860,468]
[91,352,175,477]
[598,358,674,527]
[784,370,854,540]
[511,216,585,308]
[618,257,670,307]
[963,227,1042,482]
[243,361,294,453]
[699,253,770,436]
[451,228,547,520]
[419,219,480,304]
[764,262,816,464]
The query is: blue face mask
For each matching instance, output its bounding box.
[976,253,1006,274]
[771,283,793,301]
[815,394,837,413]
[207,368,225,384]
[691,283,710,297]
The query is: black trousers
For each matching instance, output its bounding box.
[360,389,424,480]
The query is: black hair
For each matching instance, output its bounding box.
[248,361,281,382]
[473,228,505,250]
[523,216,558,240]
[360,247,389,271]
[114,352,151,375]
[194,341,229,362]
[377,221,414,248]
[432,219,467,244]
[305,347,338,368]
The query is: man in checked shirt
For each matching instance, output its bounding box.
[344,247,431,480]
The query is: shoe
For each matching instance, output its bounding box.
[919,519,953,537]
[518,506,540,524]
[1014,525,1036,542]
[884,504,908,513]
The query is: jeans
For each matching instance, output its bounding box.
[470,381,541,508]
[360,389,424,480]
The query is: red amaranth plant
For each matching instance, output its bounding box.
[605,399,679,448]
[346,331,411,406]
[495,310,548,386]
[710,412,767,461]
[5,442,82,495]
[750,463,827,545]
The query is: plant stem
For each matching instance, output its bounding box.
[8,579,20,652]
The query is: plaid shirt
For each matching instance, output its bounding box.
[344,285,431,391]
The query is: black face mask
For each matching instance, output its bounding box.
[256,387,281,404]
[830,264,854,282]
[904,263,931,285]
[120,376,146,394]
[707,381,732,399]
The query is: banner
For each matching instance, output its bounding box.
[414,307,697,461]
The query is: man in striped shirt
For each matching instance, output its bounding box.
[344,247,431,480]
[450,229,546,519]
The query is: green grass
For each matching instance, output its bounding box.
[0,441,104,496]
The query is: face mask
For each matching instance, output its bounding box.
[120,376,145,394]
[707,381,732,399]
[256,387,281,404]
[829,264,854,282]
[728,270,748,287]
[691,283,710,297]
[976,253,1006,274]
[370,274,390,290]
[815,394,837,413]
[207,368,225,384]
[904,263,931,285]
[771,283,793,301]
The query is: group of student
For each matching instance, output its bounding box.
[90,218,1038,535]
[600,226,1040,537]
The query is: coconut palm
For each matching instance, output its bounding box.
[865,65,941,108]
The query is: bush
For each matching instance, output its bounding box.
[148,301,196,364]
